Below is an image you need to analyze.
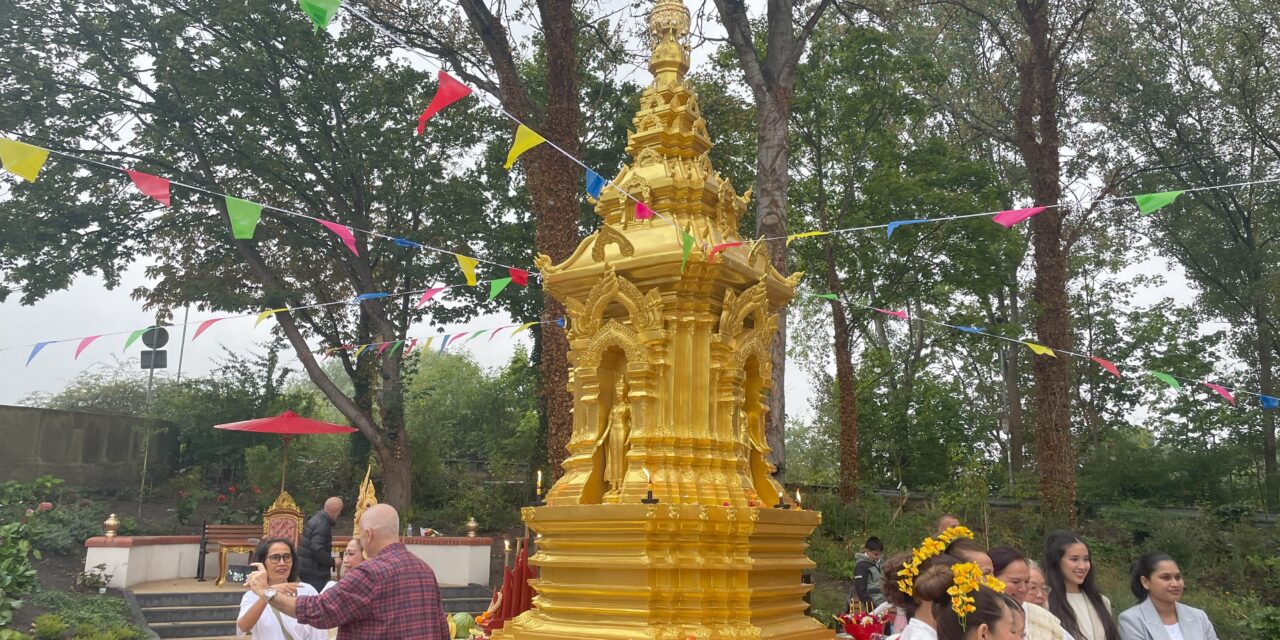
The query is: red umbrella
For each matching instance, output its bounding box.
[215,410,356,492]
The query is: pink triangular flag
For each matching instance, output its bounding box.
[1203,382,1236,405]
[992,206,1047,228]
[416,287,446,308]
[417,71,473,135]
[74,335,102,360]
[489,325,515,342]
[404,338,418,355]
[377,341,392,355]
[875,308,909,320]
[1091,356,1122,379]
[318,219,359,255]
[635,201,655,220]
[127,170,171,207]
[509,268,529,287]
[708,242,744,262]
[193,317,226,341]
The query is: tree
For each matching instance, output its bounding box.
[0,0,508,509]
[709,0,835,477]
[1093,0,1280,508]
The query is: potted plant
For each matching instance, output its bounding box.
[75,563,113,594]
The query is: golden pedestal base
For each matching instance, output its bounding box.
[491,504,833,640]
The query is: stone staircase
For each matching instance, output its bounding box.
[131,585,493,638]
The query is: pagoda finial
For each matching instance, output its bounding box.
[648,0,690,84]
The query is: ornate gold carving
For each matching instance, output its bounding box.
[718,282,769,339]
[352,464,378,539]
[667,505,682,519]
[591,224,635,263]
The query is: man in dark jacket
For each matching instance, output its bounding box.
[850,536,885,612]
[298,496,342,591]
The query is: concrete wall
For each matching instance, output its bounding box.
[0,405,176,489]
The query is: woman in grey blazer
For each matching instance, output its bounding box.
[1117,552,1218,640]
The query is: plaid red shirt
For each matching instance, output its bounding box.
[295,542,450,640]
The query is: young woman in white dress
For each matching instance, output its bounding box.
[1044,531,1119,640]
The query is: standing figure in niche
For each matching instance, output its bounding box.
[598,377,632,499]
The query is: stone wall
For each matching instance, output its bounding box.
[0,405,176,489]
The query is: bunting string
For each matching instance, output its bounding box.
[0,135,532,282]
[808,292,1278,409]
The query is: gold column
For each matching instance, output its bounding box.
[496,1,829,638]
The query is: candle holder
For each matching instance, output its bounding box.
[641,489,659,505]
[775,498,791,509]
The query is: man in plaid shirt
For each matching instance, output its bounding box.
[246,504,450,639]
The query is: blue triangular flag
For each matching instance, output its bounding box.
[26,341,54,366]
[1262,395,1280,410]
[556,316,567,328]
[438,335,449,352]
[585,169,606,199]
[356,292,390,301]
[887,219,929,238]
[955,326,985,334]
[392,237,423,249]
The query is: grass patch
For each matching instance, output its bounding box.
[25,591,137,631]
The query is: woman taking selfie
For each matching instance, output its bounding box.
[1118,552,1218,640]
[237,538,326,640]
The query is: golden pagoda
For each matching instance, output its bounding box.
[495,1,831,638]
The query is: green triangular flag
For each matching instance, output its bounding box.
[225,196,263,239]
[815,293,838,301]
[390,340,405,355]
[467,330,487,342]
[298,0,341,31]
[680,228,696,273]
[1134,190,1184,215]
[488,277,513,301]
[123,328,148,352]
[1149,371,1181,389]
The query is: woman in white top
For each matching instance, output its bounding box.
[1044,531,1119,640]
[237,538,326,640]
[883,553,962,640]
[1117,552,1218,640]
[990,547,1075,640]
[320,538,367,593]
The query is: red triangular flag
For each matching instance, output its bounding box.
[1203,382,1236,405]
[1091,356,1122,379]
[875,308,909,320]
[376,341,392,355]
[193,317,226,341]
[127,170,171,207]
[417,71,473,135]
[75,335,102,360]
[708,241,744,262]
[992,206,1047,228]
[635,201,655,220]
[416,287,446,308]
[509,268,529,286]
[318,219,359,255]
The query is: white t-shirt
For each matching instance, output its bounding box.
[1165,623,1185,640]
[237,583,327,640]
[892,617,938,640]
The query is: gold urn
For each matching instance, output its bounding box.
[493,2,829,639]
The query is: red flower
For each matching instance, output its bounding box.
[252,486,262,494]
[228,485,237,495]
[37,501,53,512]
[25,508,34,516]
[178,490,188,498]
[217,495,228,503]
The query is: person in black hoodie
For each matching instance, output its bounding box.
[851,536,886,611]
[298,496,342,592]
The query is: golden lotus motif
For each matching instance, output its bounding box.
[493,1,827,638]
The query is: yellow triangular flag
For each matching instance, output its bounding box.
[786,230,829,246]
[0,138,50,183]
[420,337,434,352]
[455,254,479,286]
[503,125,546,169]
[255,307,287,327]
[1023,341,1057,357]
[511,321,539,336]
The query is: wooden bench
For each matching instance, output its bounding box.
[204,524,262,586]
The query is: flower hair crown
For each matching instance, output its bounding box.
[896,525,976,597]
[947,562,1005,624]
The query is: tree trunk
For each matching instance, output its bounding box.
[1015,0,1075,525]
[1002,280,1026,473]
[1258,308,1278,511]
[757,96,792,477]
[831,293,859,504]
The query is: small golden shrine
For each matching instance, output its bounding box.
[495,1,829,638]
[352,464,378,538]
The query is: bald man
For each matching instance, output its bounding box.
[248,504,449,639]
[298,496,342,591]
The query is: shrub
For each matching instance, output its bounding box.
[26,503,109,555]
[31,614,68,640]
[0,522,40,627]
[26,591,136,631]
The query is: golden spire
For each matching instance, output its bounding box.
[648,0,691,84]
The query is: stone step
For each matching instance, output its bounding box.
[142,605,239,624]
[134,591,242,609]
[147,621,237,639]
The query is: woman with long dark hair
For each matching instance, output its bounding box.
[1043,531,1118,640]
[1117,552,1218,640]
[237,538,326,640]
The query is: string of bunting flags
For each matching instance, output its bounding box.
[6,277,541,366]
[324,317,565,359]
[0,137,531,289]
[809,292,1280,410]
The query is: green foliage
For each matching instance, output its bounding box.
[26,591,137,632]
[27,503,111,556]
[0,522,40,627]
[31,614,68,640]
